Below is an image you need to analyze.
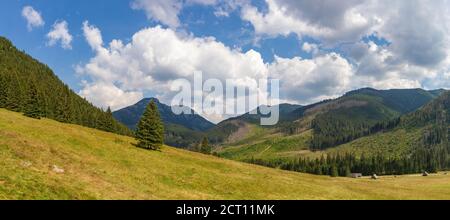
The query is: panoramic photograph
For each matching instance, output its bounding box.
[1,0,450,208]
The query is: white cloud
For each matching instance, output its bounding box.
[240,0,450,91]
[374,0,450,68]
[77,0,450,119]
[241,0,374,45]
[241,0,450,63]
[269,53,354,104]
[22,6,45,31]
[46,20,73,50]
[302,42,318,54]
[78,23,268,117]
[212,0,249,17]
[131,0,217,28]
[82,21,103,51]
[78,20,446,120]
[79,82,143,111]
[131,0,183,28]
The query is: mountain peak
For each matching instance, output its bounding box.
[113,97,214,131]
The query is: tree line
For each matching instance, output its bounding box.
[0,37,131,135]
[246,147,448,177]
[246,123,450,177]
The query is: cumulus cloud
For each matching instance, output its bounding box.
[241,0,375,45]
[240,0,450,90]
[269,53,354,104]
[241,0,450,64]
[77,0,450,119]
[374,0,450,68]
[79,81,144,111]
[46,20,73,49]
[77,22,446,120]
[22,6,45,31]
[78,22,269,117]
[82,21,103,51]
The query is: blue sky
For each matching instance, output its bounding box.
[1,0,308,93]
[1,0,155,91]
[1,0,450,122]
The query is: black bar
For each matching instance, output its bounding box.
[0,200,448,219]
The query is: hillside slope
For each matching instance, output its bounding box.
[206,104,302,145]
[217,88,443,161]
[215,88,441,149]
[307,88,441,149]
[1,108,450,199]
[0,36,130,135]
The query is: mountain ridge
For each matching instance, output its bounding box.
[113,97,215,131]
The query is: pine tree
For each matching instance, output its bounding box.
[0,75,6,108]
[344,165,352,177]
[23,83,42,119]
[104,106,114,132]
[135,100,164,150]
[330,165,339,177]
[200,137,211,154]
[4,74,21,111]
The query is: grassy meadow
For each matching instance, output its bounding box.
[1,108,450,200]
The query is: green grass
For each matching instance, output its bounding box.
[217,131,312,161]
[1,108,450,200]
[218,123,421,161]
[320,128,421,158]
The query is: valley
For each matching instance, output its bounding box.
[1,34,450,200]
[1,108,450,200]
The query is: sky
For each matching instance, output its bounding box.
[1,0,450,123]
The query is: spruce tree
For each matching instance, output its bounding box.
[200,137,211,154]
[4,74,21,111]
[330,165,339,177]
[104,106,114,132]
[135,100,164,150]
[344,165,352,177]
[0,75,6,108]
[23,83,42,119]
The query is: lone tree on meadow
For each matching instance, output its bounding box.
[135,100,164,150]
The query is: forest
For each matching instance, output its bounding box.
[248,116,450,177]
[0,37,131,135]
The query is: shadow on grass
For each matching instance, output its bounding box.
[131,142,163,152]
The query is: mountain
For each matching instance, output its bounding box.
[206,103,302,144]
[332,90,450,158]
[217,88,446,164]
[2,108,450,199]
[0,36,130,135]
[229,103,303,124]
[113,98,215,148]
[300,88,444,149]
[113,98,215,131]
[343,87,444,113]
[218,90,450,177]
[211,88,443,147]
[312,91,450,174]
